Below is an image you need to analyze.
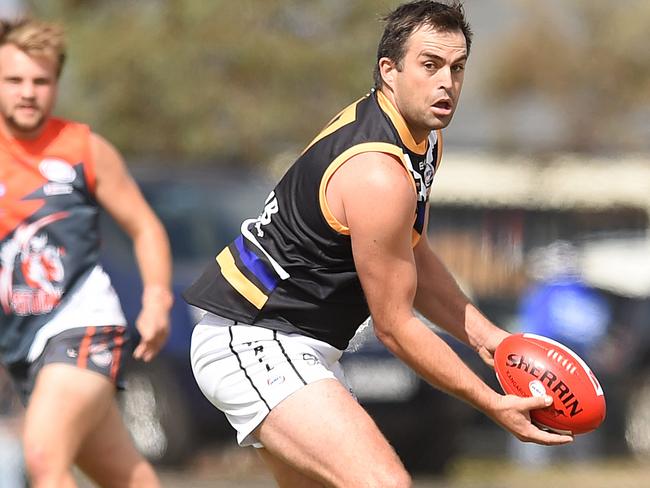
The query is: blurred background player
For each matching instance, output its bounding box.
[0,18,173,487]
[186,1,573,487]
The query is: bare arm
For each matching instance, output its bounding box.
[92,133,173,362]
[412,216,508,366]
[327,152,572,445]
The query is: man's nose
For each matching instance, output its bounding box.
[20,82,36,98]
[437,66,453,90]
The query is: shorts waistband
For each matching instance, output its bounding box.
[201,312,241,327]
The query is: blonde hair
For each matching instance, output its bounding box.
[0,18,66,77]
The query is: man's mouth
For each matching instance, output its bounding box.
[431,99,453,115]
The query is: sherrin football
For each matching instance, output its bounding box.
[494,333,606,435]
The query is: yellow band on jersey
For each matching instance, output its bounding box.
[216,248,268,310]
[318,142,417,235]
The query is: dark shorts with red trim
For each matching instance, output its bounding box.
[8,325,132,405]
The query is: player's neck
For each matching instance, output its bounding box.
[376,87,430,152]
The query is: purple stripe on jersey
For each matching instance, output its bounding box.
[414,200,426,234]
[234,235,278,292]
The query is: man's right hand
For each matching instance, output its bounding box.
[487,394,575,445]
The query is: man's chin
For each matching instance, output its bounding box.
[428,113,454,130]
[6,116,45,137]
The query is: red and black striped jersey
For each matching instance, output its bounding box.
[184,90,442,349]
[0,118,99,363]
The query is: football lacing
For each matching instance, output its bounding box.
[547,349,577,374]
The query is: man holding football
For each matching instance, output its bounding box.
[185,1,574,486]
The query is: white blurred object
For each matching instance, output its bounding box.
[527,240,581,281]
[580,235,650,298]
[0,0,25,18]
[0,425,24,488]
[432,152,650,211]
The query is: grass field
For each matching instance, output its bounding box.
[73,441,650,487]
[88,450,649,488]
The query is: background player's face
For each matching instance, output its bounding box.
[0,43,58,139]
[388,27,467,140]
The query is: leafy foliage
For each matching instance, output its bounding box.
[484,0,650,153]
[22,0,650,162]
[27,0,395,165]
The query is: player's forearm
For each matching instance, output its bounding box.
[375,316,498,412]
[414,250,499,352]
[132,218,174,310]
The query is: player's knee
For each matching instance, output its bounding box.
[364,464,411,488]
[124,459,160,488]
[90,455,160,488]
[23,439,59,482]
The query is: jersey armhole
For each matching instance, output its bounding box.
[82,127,97,195]
[318,142,415,235]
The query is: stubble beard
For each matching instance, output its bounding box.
[425,110,454,131]
[4,109,46,137]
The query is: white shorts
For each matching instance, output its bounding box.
[190,312,347,447]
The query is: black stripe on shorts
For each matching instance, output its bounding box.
[228,326,271,412]
[273,330,307,386]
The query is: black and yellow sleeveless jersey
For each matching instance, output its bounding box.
[183,89,442,349]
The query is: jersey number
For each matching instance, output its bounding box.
[254,192,278,237]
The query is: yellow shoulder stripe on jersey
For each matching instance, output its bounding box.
[376,90,428,155]
[216,247,268,310]
[301,97,364,155]
[319,142,417,235]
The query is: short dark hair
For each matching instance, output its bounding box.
[373,1,472,88]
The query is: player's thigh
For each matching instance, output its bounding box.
[258,448,326,488]
[75,401,159,488]
[23,363,115,462]
[255,378,410,488]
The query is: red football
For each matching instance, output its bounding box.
[494,333,606,435]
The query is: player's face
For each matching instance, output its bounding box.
[385,27,467,141]
[0,43,58,139]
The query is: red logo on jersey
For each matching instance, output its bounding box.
[0,212,68,315]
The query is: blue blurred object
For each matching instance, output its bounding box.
[519,277,611,355]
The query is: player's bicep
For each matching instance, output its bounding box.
[339,153,418,330]
[91,134,157,237]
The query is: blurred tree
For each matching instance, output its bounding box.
[25,0,398,166]
[23,0,647,162]
[484,0,650,154]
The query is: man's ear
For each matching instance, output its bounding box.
[378,57,397,90]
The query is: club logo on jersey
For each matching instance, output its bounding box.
[39,158,76,183]
[0,213,68,315]
[423,160,434,188]
[423,137,437,190]
[39,158,76,196]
